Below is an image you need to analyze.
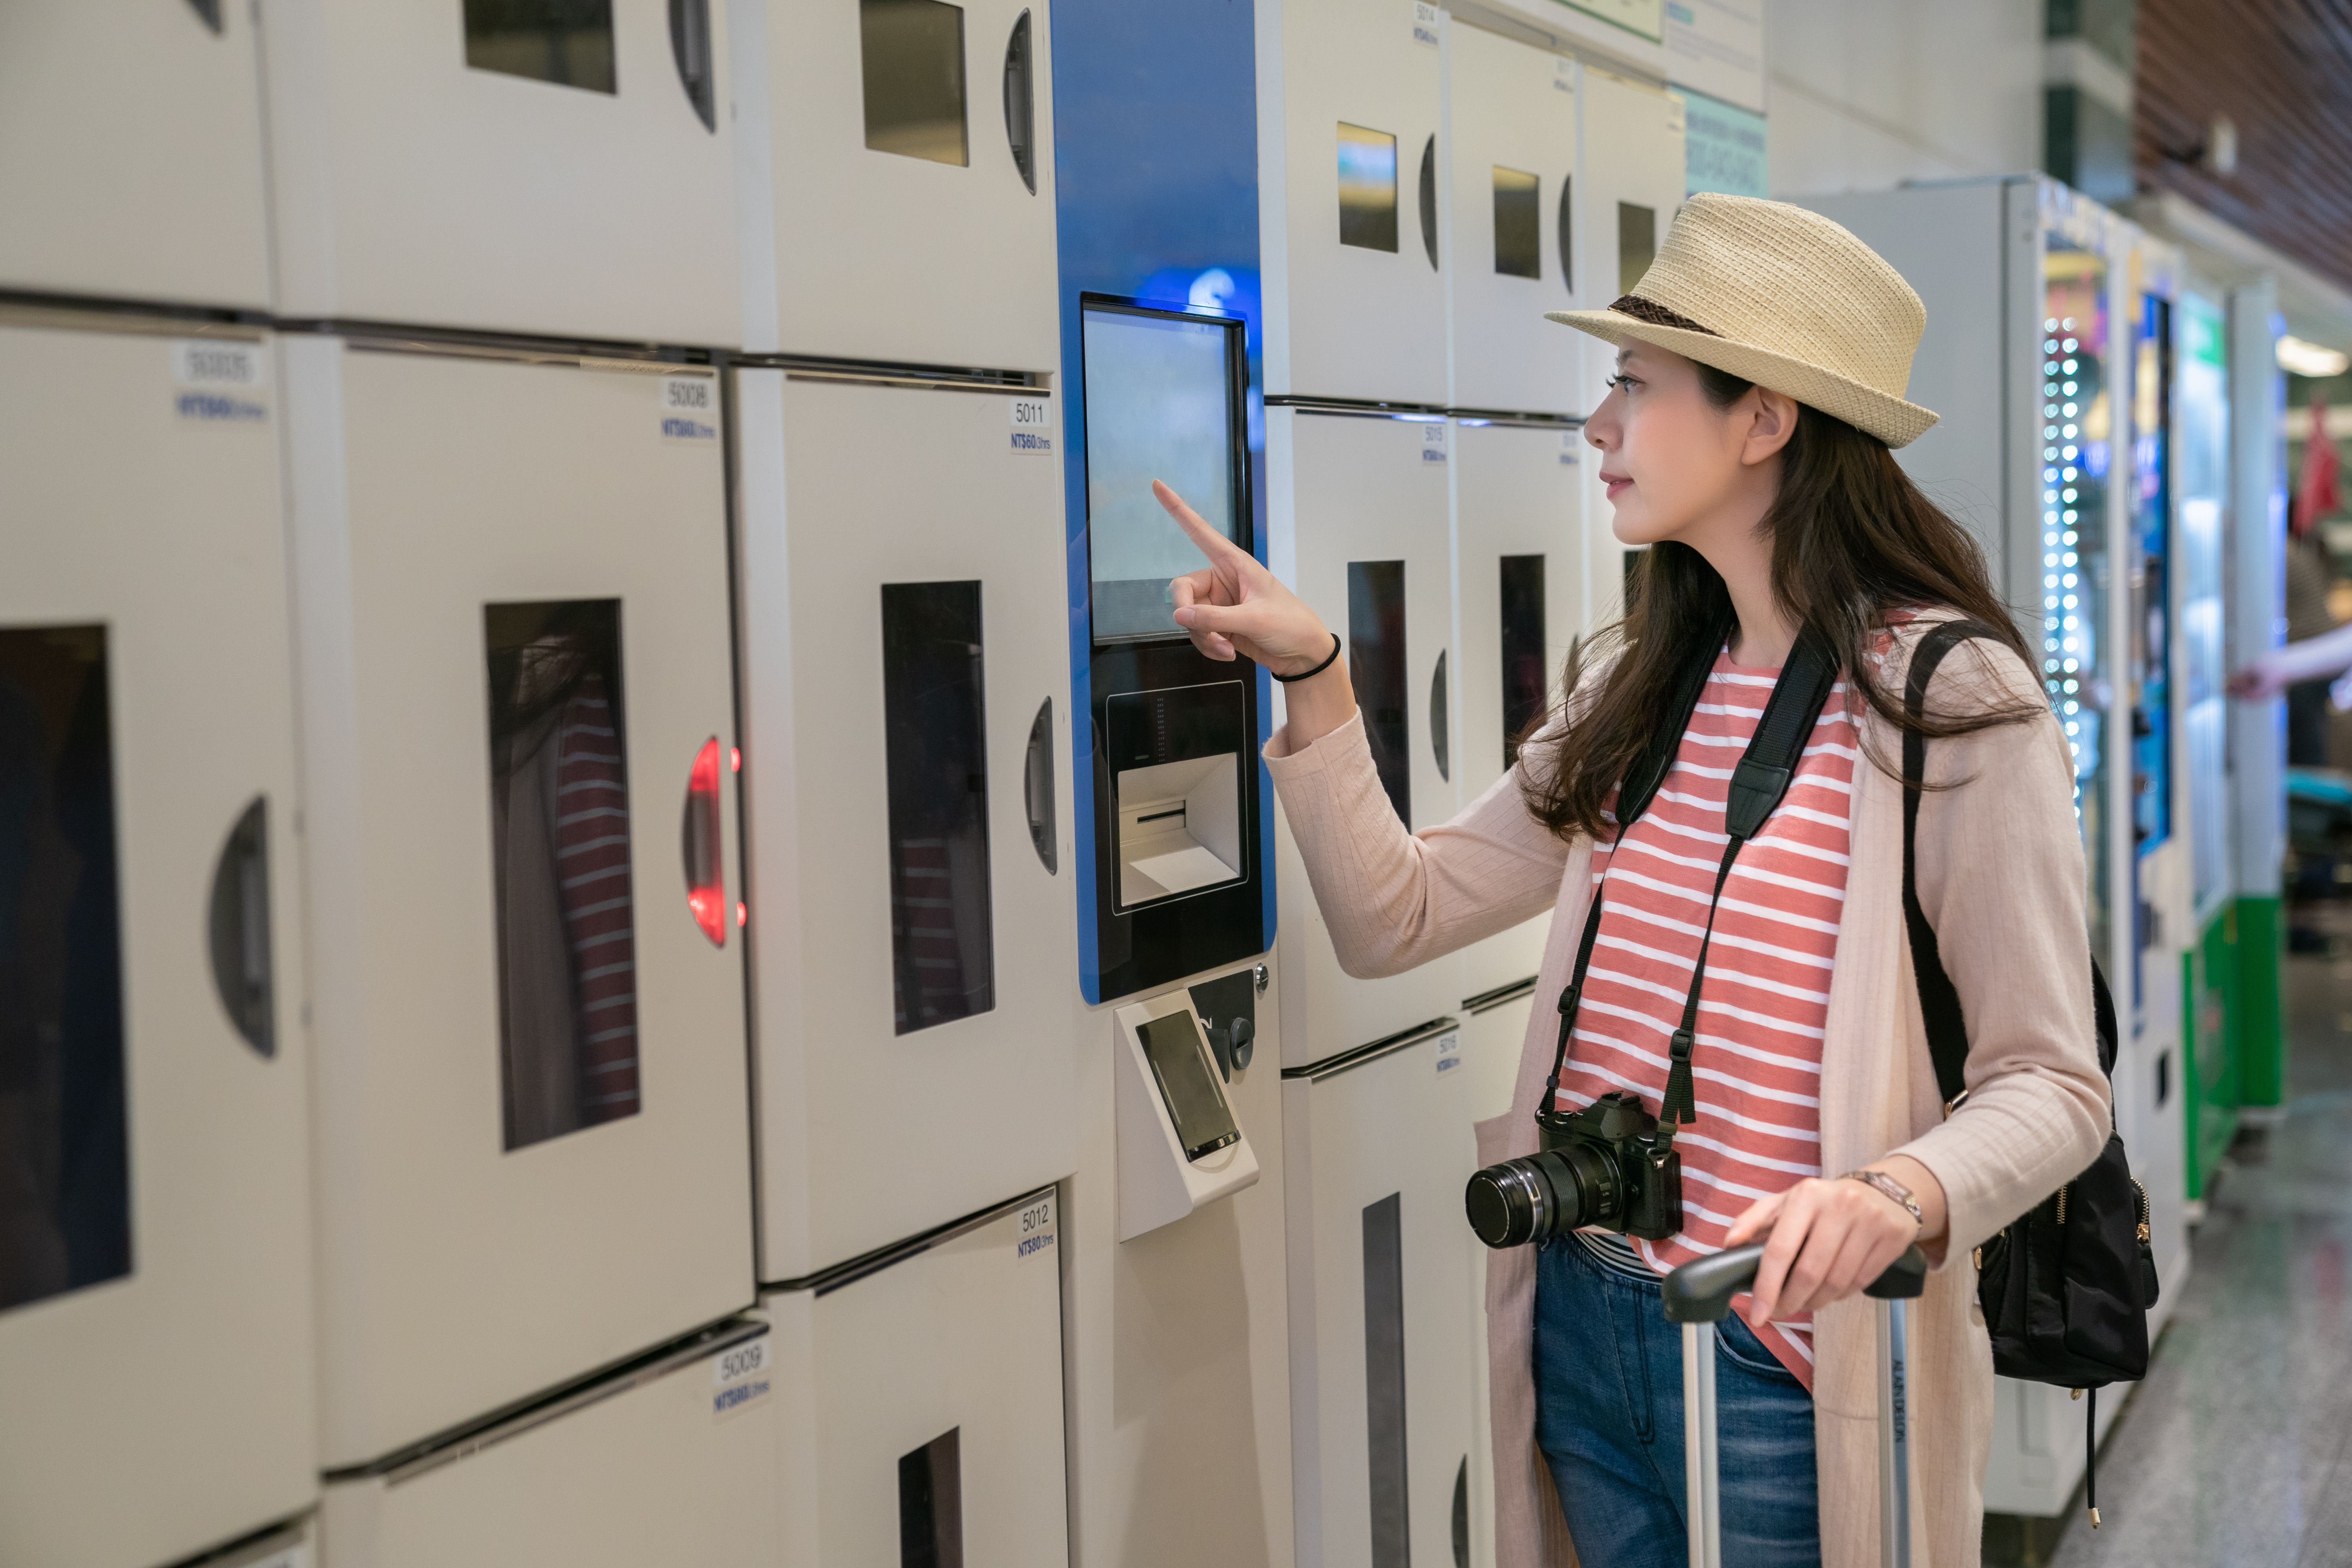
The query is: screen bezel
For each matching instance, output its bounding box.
[1137,1008,1241,1161]
[1076,294,1253,649]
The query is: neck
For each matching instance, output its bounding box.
[1690,508,1795,669]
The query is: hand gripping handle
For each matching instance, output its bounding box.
[1662,1242,1928,1324]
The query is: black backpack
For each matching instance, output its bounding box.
[1899,619,2160,1526]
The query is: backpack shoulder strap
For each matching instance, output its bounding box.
[1901,619,1998,1109]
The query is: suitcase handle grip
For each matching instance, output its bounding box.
[1662,1242,1928,1323]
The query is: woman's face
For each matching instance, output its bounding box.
[1582,342,1791,547]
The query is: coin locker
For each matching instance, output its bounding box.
[733,367,1076,1283]
[764,1190,1069,1568]
[282,336,752,1469]
[261,0,739,345]
[733,0,1058,371]
[0,309,316,1568]
[0,3,273,311]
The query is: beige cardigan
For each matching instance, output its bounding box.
[1262,621,2111,1568]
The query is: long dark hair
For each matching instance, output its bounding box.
[1523,363,2042,840]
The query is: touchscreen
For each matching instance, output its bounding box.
[1138,1010,1240,1160]
[1082,307,1240,641]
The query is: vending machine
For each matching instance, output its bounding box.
[762,1189,1069,1568]
[1798,172,2191,1519]
[0,2,273,311]
[732,0,1058,370]
[0,307,316,1568]
[319,1319,781,1568]
[2173,287,2239,1200]
[2227,281,2290,1119]
[731,365,1078,1285]
[261,0,739,344]
[1442,20,1586,1010]
[281,332,754,1470]
[1282,1019,1478,1568]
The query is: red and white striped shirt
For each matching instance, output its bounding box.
[1556,645,1863,1387]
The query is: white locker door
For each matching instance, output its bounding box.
[1263,0,1447,403]
[1284,1027,1476,1568]
[738,0,1058,371]
[287,340,752,1467]
[1459,988,1533,1568]
[766,1190,1069,1568]
[1574,70,1682,625]
[1276,409,1459,1069]
[738,372,1075,1281]
[262,0,738,346]
[0,5,273,310]
[0,317,314,1568]
[320,1322,781,1568]
[1453,421,1580,1004]
[1444,26,1581,416]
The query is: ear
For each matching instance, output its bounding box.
[1740,387,1800,467]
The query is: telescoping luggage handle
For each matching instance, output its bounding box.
[1664,1244,1928,1568]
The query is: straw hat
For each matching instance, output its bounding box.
[1547,192,1938,448]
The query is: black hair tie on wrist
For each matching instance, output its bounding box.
[1272,631,1343,684]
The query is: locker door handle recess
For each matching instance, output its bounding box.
[1417,134,1439,270]
[669,0,717,132]
[1002,10,1037,193]
[1023,696,1057,873]
[207,796,274,1058]
[1558,174,1574,294]
[1429,649,1449,781]
[682,737,727,946]
[186,0,225,33]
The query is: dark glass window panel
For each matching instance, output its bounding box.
[464,0,617,94]
[1337,123,1400,252]
[485,600,639,1153]
[899,1427,964,1568]
[1493,167,1540,279]
[1348,561,1410,825]
[0,625,130,1314]
[1618,202,1656,295]
[882,582,996,1034]
[1500,555,1548,769]
[1363,1192,1409,1568]
[863,0,969,167]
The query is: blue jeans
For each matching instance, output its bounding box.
[1532,1236,1821,1568]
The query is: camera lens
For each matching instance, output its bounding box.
[1463,1142,1620,1248]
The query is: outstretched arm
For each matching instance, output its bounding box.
[2228,618,2352,700]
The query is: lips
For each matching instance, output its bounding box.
[1600,472,1631,499]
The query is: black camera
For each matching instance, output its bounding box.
[1463,1090,1682,1249]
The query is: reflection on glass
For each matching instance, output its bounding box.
[2176,293,2230,911]
[1081,307,1241,641]
[486,600,639,1153]
[0,625,130,1314]
[464,0,616,94]
[2132,295,2173,856]
[2042,245,2113,962]
[862,0,969,167]
[1363,1191,1409,1568]
[1493,167,1540,279]
[1500,555,1547,768]
[1337,123,1400,253]
[1618,203,1656,295]
[1349,560,1410,825]
[882,582,996,1034]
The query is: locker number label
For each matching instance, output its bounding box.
[1015,1192,1057,1263]
[1434,1030,1462,1076]
[660,375,719,443]
[171,339,269,424]
[1009,396,1055,456]
[1560,430,1582,466]
[1554,56,1577,95]
[1420,423,1447,464]
[711,1335,774,1421]
[1412,1,1440,47]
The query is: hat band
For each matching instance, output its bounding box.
[1609,294,1719,337]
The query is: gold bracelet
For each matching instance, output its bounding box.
[1840,1169,1922,1232]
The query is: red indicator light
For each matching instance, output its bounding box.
[682,737,725,947]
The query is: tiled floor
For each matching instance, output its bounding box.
[2017,925,2352,1568]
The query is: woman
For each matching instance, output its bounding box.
[1159,194,2109,1567]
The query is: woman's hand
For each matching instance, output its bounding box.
[2226,653,2294,702]
[1723,1155,1947,1321]
[1158,481,1333,674]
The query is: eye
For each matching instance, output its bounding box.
[1606,373,1638,392]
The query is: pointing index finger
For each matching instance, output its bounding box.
[1154,480,1249,568]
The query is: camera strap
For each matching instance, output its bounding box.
[1539,624,1843,1144]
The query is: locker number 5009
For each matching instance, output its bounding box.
[717,1341,769,1382]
